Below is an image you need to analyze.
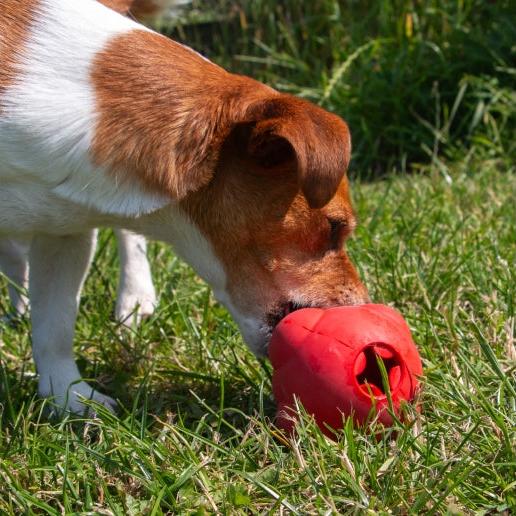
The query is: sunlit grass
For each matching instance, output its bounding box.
[1,156,514,513]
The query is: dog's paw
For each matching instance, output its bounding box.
[39,377,117,417]
[115,287,157,328]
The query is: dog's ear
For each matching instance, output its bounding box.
[168,94,350,204]
[243,95,351,208]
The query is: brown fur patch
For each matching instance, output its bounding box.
[91,30,352,203]
[0,0,39,105]
[129,0,168,19]
[182,133,367,319]
[245,96,351,208]
[99,0,134,14]
[91,29,275,198]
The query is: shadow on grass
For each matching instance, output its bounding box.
[0,352,276,440]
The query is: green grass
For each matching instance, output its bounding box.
[1,155,515,513]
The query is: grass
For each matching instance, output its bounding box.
[1,154,515,513]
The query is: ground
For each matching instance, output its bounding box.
[1,154,514,514]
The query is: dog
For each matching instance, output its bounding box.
[0,0,369,414]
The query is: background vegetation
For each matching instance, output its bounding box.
[1,0,515,513]
[160,0,515,175]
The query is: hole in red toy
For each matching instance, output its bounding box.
[353,344,403,399]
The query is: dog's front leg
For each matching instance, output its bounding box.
[29,230,116,415]
[114,229,157,327]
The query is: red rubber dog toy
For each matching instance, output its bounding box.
[269,304,422,435]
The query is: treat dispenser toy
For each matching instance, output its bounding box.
[269,304,422,435]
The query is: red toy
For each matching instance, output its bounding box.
[269,304,422,435]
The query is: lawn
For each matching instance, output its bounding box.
[1,154,514,513]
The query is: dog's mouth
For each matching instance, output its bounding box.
[266,301,313,332]
[251,301,314,356]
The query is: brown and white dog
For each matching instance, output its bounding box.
[0,0,369,413]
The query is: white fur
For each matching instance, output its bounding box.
[0,0,260,413]
[0,0,167,217]
[29,230,117,414]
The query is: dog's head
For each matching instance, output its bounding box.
[92,31,368,354]
[180,94,369,354]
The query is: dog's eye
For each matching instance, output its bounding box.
[327,218,348,250]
